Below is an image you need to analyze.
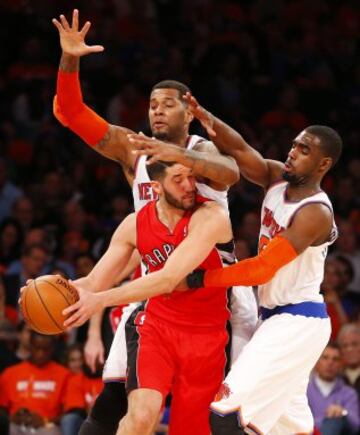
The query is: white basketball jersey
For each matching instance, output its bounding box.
[132,135,229,212]
[258,181,337,308]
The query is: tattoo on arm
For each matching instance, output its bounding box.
[59,54,79,73]
[95,128,111,151]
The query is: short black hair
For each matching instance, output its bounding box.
[305,125,342,167]
[151,80,191,101]
[147,161,177,181]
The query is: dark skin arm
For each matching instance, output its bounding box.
[183,93,284,189]
[54,11,240,188]
[129,133,239,190]
[53,10,137,182]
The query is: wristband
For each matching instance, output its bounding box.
[186,269,205,289]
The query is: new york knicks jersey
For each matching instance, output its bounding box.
[132,135,228,211]
[136,200,230,329]
[258,181,337,308]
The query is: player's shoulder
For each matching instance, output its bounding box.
[192,200,228,223]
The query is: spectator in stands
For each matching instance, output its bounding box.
[333,221,360,294]
[0,317,18,373]
[321,259,348,339]
[3,244,48,313]
[63,344,84,375]
[333,256,360,318]
[11,197,34,233]
[61,345,103,435]
[0,159,23,225]
[338,324,360,399]
[307,342,360,435]
[0,331,70,435]
[0,218,23,272]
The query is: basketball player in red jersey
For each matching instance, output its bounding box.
[52,6,238,367]
[63,161,233,435]
[52,10,246,435]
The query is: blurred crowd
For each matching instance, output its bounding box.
[0,0,359,434]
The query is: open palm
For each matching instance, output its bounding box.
[52,9,104,57]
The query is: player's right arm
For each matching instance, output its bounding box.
[52,10,137,178]
[183,93,284,189]
[72,213,137,294]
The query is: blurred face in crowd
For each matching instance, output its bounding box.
[12,197,34,229]
[335,221,357,254]
[283,130,331,186]
[22,246,47,278]
[0,222,20,250]
[75,255,95,278]
[338,330,360,369]
[30,334,54,367]
[67,347,84,374]
[322,260,341,290]
[149,88,193,142]
[316,346,342,382]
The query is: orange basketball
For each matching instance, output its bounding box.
[20,275,79,335]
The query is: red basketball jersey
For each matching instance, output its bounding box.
[136,200,230,330]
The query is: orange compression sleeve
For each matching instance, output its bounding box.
[54,70,109,146]
[204,235,298,287]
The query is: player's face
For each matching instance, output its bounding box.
[161,164,196,210]
[282,130,327,185]
[316,347,342,381]
[149,89,192,142]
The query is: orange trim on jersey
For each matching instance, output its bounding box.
[204,235,297,288]
[54,70,109,146]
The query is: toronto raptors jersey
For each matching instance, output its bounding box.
[136,200,230,329]
[258,181,337,308]
[132,135,228,212]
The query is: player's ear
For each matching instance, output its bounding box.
[151,180,162,195]
[319,157,332,173]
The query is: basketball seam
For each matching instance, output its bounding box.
[33,279,63,333]
[23,287,41,333]
[39,279,76,305]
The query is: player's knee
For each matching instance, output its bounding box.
[210,411,245,435]
[126,403,159,432]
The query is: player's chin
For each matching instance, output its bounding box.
[182,198,196,210]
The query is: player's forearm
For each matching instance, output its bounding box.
[100,270,175,307]
[188,236,297,288]
[211,114,252,156]
[179,149,239,186]
[59,53,79,73]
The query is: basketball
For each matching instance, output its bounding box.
[20,275,79,335]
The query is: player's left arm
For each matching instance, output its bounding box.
[64,203,231,327]
[188,203,333,288]
[128,133,240,190]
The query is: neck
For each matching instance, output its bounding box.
[168,129,189,147]
[156,198,185,233]
[285,180,322,202]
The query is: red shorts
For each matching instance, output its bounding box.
[126,311,228,435]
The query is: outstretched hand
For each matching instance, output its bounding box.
[183,92,216,137]
[52,9,104,57]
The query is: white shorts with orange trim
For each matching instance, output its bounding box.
[210,313,331,434]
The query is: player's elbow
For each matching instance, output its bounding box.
[227,165,240,185]
[159,271,178,294]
